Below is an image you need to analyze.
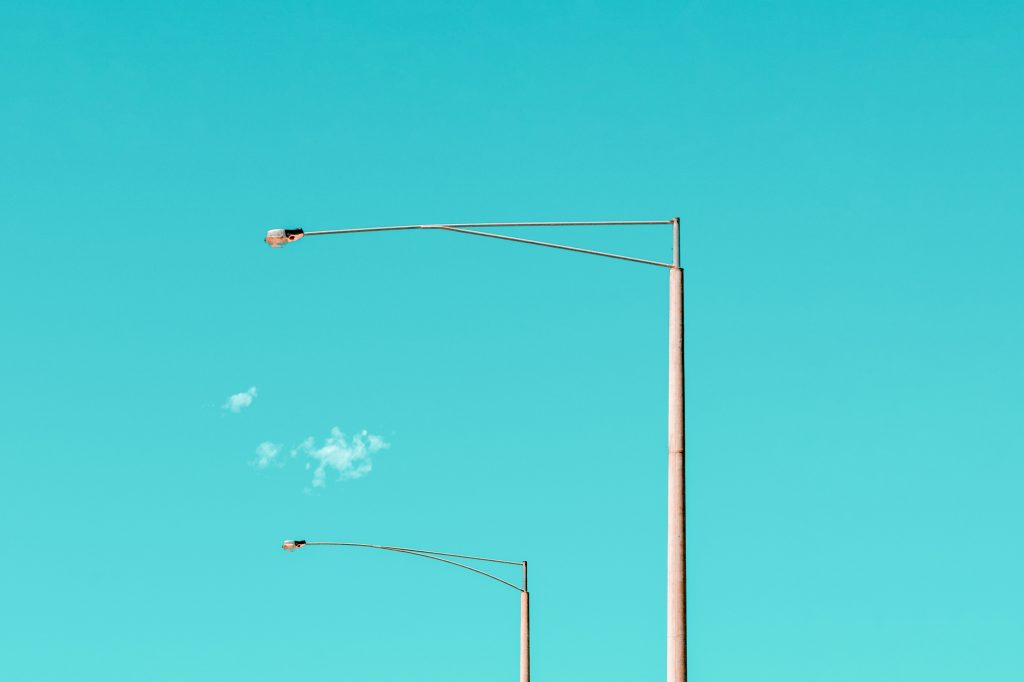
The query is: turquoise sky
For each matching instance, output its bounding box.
[2,2,1023,680]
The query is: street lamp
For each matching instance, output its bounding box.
[264,228,304,247]
[282,539,530,681]
[266,219,686,682]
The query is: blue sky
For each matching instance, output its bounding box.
[2,1,1023,680]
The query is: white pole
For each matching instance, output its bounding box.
[668,231,687,682]
[520,589,530,682]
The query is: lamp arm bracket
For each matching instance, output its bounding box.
[302,541,525,592]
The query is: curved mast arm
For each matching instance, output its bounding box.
[301,541,526,592]
[299,219,677,268]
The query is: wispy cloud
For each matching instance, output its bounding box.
[253,441,281,468]
[224,387,258,413]
[250,427,389,489]
[292,428,389,488]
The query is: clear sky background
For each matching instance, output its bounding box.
[2,2,1023,680]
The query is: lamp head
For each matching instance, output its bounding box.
[282,539,307,551]
[265,228,305,248]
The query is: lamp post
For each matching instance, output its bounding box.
[267,219,686,682]
[282,540,530,681]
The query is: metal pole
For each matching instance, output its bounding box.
[521,590,530,682]
[668,218,686,682]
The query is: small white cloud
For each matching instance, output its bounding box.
[292,428,389,488]
[224,387,258,413]
[252,426,388,489]
[253,441,281,468]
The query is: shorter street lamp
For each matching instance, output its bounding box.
[282,540,531,681]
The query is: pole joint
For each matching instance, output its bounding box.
[672,217,680,268]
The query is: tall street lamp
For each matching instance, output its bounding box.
[281,539,530,681]
[267,219,686,682]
